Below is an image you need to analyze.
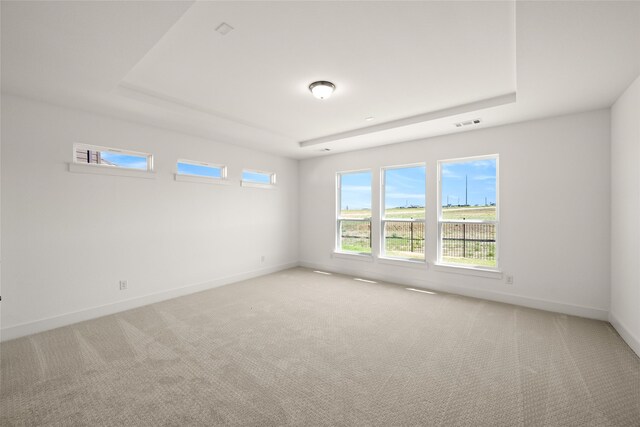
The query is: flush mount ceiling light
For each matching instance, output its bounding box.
[309,81,335,100]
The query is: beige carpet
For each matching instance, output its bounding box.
[1,267,639,426]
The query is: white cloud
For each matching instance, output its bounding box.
[342,185,371,191]
[472,175,496,181]
[441,167,460,178]
[471,160,494,168]
[386,193,425,199]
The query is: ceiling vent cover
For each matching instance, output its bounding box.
[454,118,482,128]
[215,22,234,36]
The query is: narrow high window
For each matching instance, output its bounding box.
[337,170,372,254]
[74,144,153,171]
[381,164,426,260]
[177,159,227,179]
[438,155,499,269]
[241,169,276,187]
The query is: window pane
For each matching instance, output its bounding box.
[242,170,272,184]
[384,221,424,260]
[339,171,371,219]
[340,220,371,254]
[76,147,149,170]
[384,166,425,219]
[441,158,497,221]
[441,222,496,267]
[99,152,148,170]
[177,162,222,178]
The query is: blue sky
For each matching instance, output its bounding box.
[178,162,222,178]
[101,152,148,170]
[384,166,425,209]
[340,166,426,211]
[100,153,228,178]
[441,158,496,206]
[341,171,372,210]
[242,171,271,183]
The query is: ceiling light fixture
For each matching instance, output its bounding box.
[365,116,374,121]
[309,81,335,100]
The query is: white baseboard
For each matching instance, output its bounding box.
[299,261,609,321]
[3,261,615,343]
[0,262,298,342]
[609,312,640,358]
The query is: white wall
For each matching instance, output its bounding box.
[0,94,299,340]
[0,95,619,341]
[610,75,640,356]
[299,110,611,320]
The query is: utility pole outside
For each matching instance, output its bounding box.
[465,175,468,206]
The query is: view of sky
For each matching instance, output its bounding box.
[242,171,271,184]
[441,158,497,206]
[101,152,494,208]
[178,162,222,178]
[384,166,426,210]
[340,171,372,211]
[100,152,148,170]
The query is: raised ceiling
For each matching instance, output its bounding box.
[2,1,639,159]
[121,1,516,143]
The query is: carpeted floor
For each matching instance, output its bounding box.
[1,267,639,426]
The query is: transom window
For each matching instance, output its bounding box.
[438,155,498,268]
[74,144,153,171]
[381,164,426,260]
[241,169,276,186]
[177,159,226,179]
[337,170,372,254]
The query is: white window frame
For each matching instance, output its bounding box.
[335,169,373,256]
[241,169,276,188]
[437,154,499,271]
[175,159,229,185]
[380,163,426,262]
[73,143,153,171]
[70,143,155,178]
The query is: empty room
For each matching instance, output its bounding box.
[1,1,639,425]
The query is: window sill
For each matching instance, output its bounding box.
[241,181,275,189]
[332,251,374,262]
[175,174,231,185]
[68,162,156,179]
[377,257,428,269]
[433,263,503,280]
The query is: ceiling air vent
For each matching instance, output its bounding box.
[215,22,234,36]
[454,118,482,128]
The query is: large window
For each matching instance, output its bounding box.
[438,156,498,268]
[337,170,372,254]
[381,164,425,260]
[74,144,153,171]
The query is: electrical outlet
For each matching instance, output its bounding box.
[505,275,514,285]
[119,280,128,290]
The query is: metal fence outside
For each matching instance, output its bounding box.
[441,222,496,261]
[384,221,425,259]
[338,219,496,264]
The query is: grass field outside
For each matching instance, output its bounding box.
[339,205,496,266]
[441,206,496,221]
[340,205,496,220]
